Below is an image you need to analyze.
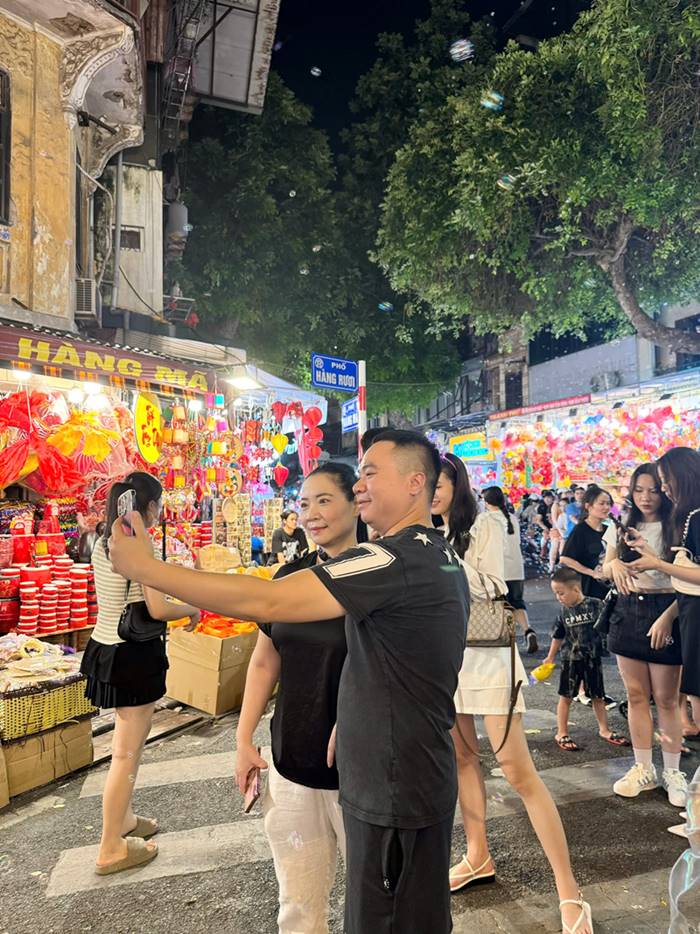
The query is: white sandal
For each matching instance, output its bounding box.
[560,893,594,933]
[449,855,495,893]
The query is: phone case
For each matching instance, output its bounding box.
[243,769,261,813]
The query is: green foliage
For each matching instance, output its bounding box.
[377,0,700,351]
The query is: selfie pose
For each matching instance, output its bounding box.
[81,473,200,875]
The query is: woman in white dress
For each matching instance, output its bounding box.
[432,454,592,934]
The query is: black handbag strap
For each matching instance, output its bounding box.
[454,634,523,758]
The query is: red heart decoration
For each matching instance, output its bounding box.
[307,426,323,443]
[271,401,287,425]
[309,444,322,459]
[273,464,289,487]
[287,401,304,419]
[303,406,323,429]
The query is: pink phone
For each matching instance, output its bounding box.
[117,489,137,535]
[243,747,262,814]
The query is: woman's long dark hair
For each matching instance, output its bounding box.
[578,485,612,524]
[657,447,700,544]
[306,462,367,543]
[103,472,163,555]
[623,462,673,559]
[483,486,514,535]
[437,453,478,557]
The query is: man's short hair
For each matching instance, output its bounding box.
[368,429,441,499]
[361,427,391,455]
[551,566,581,587]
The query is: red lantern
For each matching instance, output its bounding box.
[271,401,287,425]
[303,406,323,429]
[273,464,289,487]
[309,444,322,459]
[307,426,323,443]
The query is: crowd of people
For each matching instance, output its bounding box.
[78,431,700,934]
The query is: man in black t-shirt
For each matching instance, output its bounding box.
[269,510,309,565]
[108,430,470,934]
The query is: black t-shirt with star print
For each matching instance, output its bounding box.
[311,524,469,829]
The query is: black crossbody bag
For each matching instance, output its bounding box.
[117,525,167,643]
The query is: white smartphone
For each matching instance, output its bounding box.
[117,489,137,535]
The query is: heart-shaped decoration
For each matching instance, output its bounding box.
[309,444,322,459]
[273,464,289,487]
[271,433,288,455]
[303,406,323,429]
[271,401,287,425]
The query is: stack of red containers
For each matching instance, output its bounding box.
[70,564,91,629]
[55,579,71,628]
[0,568,20,633]
[38,583,58,634]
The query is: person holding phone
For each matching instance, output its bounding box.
[601,463,686,806]
[80,472,201,876]
[234,463,359,934]
[561,486,613,600]
[627,448,700,749]
[107,431,469,934]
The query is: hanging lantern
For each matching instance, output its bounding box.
[216,418,228,433]
[172,428,188,445]
[206,467,216,481]
[211,440,227,455]
[172,404,186,421]
[174,475,186,488]
[171,454,184,470]
[205,415,217,432]
[215,393,225,408]
[206,393,215,409]
[162,427,173,444]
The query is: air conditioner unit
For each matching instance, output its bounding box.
[75,277,100,323]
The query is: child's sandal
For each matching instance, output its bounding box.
[556,735,580,752]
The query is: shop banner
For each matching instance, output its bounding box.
[489,394,591,421]
[0,325,216,394]
[134,393,162,464]
[449,431,490,461]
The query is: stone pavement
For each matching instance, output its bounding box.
[0,579,697,933]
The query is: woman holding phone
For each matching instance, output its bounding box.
[235,463,360,934]
[561,486,613,600]
[601,464,686,806]
[627,448,700,746]
[80,472,200,876]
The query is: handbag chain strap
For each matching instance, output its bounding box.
[680,509,700,549]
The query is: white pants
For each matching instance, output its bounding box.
[263,759,346,934]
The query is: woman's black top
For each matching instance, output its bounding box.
[562,520,609,599]
[258,551,347,790]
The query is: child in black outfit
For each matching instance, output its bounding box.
[545,567,630,752]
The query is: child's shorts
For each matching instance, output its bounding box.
[558,658,605,700]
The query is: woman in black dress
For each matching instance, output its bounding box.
[601,463,686,806]
[629,448,700,744]
[561,486,613,599]
[81,473,200,875]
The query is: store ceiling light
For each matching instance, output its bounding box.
[68,387,84,404]
[83,382,102,396]
[188,399,204,412]
[228,375,261,390]
[11,369,30,382]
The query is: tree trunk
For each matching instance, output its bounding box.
[606,253,700,355]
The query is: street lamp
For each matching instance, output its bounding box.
[227,365,262,391]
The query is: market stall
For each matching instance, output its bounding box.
[489,391,700,500]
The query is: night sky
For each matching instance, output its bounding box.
[273,0,591,139]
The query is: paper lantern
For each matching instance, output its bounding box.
[216,419,228,433]
[273,464,289,487]
[172,405,186,421]
[206,416,217,432]
[206,394,215,409]
[271,401,287,424]
[303,406,323,429]
[216,467,227,482]
[171,454,184,470]
[211,440,227,455]
[271,433,288,455]
[174,475,185,488]
[162,427,173,444]
[309,444,322,459]
[215,394,225,408]
[206,467,216,481]
[307,426,323,443]
[172,428,188,445]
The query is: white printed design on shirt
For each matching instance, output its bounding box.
[323,543,397,579]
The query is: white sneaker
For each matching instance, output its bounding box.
[662,768,688,808]
[613,762,658,798]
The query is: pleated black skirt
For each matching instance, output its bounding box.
[80,637,168,708]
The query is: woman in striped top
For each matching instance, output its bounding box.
[81,472,200,876]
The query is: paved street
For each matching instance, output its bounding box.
[0,580,696,933]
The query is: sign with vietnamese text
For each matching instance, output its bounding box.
[134,393,162,464]
[311,353,358,393]
[449,431,490,461]
[341,397,359,433]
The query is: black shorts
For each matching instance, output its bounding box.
[679,595,700,696]
[558,657,605,700]
[506,579,526,611]
[343,812,453,934]
[608,592,681,665]
[80,637,167,708]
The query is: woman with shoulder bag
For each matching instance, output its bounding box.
[601,462,686,806]
[80,473,200,876]
[432,455,592,934]
[628,448,700,748]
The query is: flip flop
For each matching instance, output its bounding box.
[95,837,158,876]
[601,732,630,747]
[123,816,159,839]
[556,735,580,752]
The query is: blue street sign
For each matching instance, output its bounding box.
[311,353,358,393]
[341,397,359,433]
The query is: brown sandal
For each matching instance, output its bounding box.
[95,837,158,876]
[123,816,159,839]
[601,731,630,747]
[556,735,580,752]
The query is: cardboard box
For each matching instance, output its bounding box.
[0,719,93,801]
[166,628,258,716]
[0,742,9,809]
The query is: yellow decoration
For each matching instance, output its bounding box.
[271,433,288,455]
[134,393,163,465]
[47,413,120,463]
